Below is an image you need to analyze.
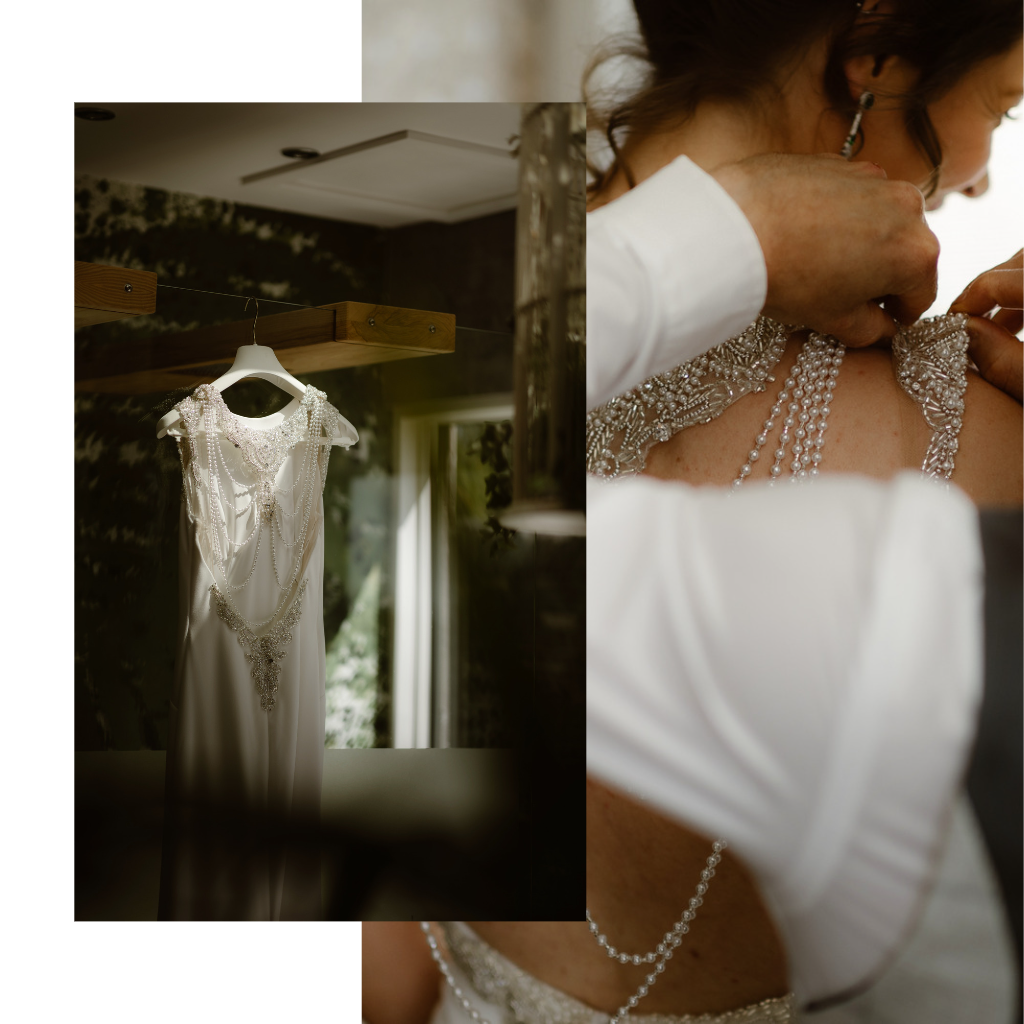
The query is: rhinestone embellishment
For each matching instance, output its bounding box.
[422,916,796,1023]
[586,317,788,479]
[211,579,308,713]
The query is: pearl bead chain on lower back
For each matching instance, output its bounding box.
[587,839,727,1022]
[421,922,488,1022]
[421,838,726,1024]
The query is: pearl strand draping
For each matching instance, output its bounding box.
[420,840,726,1024]
[585,840,727,1022]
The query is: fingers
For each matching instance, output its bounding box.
[886,249,939,326]
[885,198,938,326]
[992,306,1023,336]
[886,277,937,326]
[951,269,1024,317]
[828,301,898,348]
[966,315,1023,404]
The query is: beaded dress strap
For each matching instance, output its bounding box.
[892,312,969,480]
[586,313,969,484]
[586,318,788,480]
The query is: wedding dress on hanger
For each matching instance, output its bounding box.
[157,372,357,920]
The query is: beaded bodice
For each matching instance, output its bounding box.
[435,923,795,1024]
[172,383,349,711]
[586,313,969,485]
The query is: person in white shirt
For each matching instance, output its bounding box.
[584,0,1022,1017]
[362,159,1021,1024]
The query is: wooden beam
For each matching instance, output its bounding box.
[75,300,455,393]
[75,261,157,328]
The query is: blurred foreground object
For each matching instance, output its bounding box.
[501,103,586,536]
[363,0,587,101]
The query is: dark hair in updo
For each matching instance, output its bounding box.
[587,0,1023,197]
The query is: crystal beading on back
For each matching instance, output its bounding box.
[173,384,342,712]
[586,317,789,479]
[586,313,970,484]
[420,919,795,1024]
[893,312,969,479]
[211,579,308,713]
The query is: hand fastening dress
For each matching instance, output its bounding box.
[158,383,356,920]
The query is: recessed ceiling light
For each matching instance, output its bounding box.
[75,106,116,121]
[280,147,320,160]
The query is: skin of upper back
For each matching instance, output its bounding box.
[643,334,1023,506]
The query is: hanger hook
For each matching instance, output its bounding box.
[244,296,259,345]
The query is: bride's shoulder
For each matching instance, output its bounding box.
[783,338,1021,505]
[362,923,439,1024]
[784,338,1021,506]
[956,366,1022,506]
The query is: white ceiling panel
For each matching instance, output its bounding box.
[74,103,522,227]
[279,133,518,225]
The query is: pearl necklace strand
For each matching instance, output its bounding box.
[420,839,726,1024]
[421,922,489,1023]
[733,334,844,488]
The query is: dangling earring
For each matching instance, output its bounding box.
[840,91,874,159]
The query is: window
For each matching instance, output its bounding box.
[391,395,515,748]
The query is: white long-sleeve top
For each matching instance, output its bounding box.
[587,155,766,408]
[585,158,985,1007]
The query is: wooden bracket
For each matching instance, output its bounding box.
[75,261,157,328]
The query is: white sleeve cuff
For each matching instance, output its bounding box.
[587,156,767,407]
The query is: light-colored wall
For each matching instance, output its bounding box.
[363,0,589,101]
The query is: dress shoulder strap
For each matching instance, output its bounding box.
[891,312,969,480]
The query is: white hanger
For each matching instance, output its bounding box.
[157,298,357,447]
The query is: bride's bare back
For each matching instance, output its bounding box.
[366,794,789,1021]
[472,779,788,1016]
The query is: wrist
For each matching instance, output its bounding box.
[710,161,776,307]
